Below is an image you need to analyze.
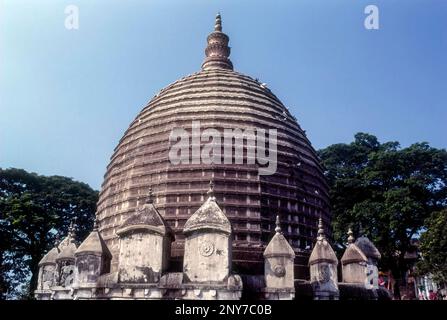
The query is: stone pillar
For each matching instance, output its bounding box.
[308,218,339,300]
[116,189,174,284]
[74,219,112,287]
[35,243,59,299]
[182,183,232,283]
[262,215,295,300]
[341,229,368,285]
[55,225,77,290]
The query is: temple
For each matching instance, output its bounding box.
[34,13,390,300]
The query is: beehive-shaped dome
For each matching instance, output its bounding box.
[96,14,331,277]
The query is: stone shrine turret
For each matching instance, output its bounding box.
[341,228,368,285]
[36,237,60,298]
[75,218,112,287]
[308,217,339,300]
[183,181,232,283]
[262,215,295,300]
[116,188,174,284]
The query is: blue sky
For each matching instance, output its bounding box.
[1,0,446,190]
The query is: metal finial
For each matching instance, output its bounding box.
[215,12,222,31]
[275,215,281,233]
[207,180,215,199]
[317,217,325,241]
[347,228,354,244]
[146,187,154,204]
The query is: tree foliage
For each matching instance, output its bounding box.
[318,133,447,292]
[416,209,447,283]
[0,168,98,299]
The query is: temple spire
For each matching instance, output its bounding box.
[202,13,233,70]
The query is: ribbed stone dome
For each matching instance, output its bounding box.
[96,14,330,278]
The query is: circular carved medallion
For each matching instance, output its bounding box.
[199,241,215,257]
[273,264,286,277]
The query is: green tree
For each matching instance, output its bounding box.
[0,168,98,299]
[416,209,447,283]
[318,133,447,298]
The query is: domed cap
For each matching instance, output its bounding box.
[264,215,295,258]
[75,219,112,257]
[309,218,338,265]
[183,181,231,235]
[39,236,61,266]
[201,13,233,70]
[355,235,381,260]
[341,229,367,265]
[116,188,173,237]
[56,221,77,261]
[39,247,59,266]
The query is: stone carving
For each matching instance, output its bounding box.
[199,241,215,257]
[59,263,75,287]
[318,264,331,283]
[273,264,286,278]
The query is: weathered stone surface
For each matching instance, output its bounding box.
[37,246,59,290]
[341,230,368,285]
[183,197,231,235]
[263,216,295,299]
[184,231,231,282]
[38,247,59,267]
[75,225,112,285]
[308,218,339,300]
[183,186,232,283]
[116,192,173,283]
[37,264,57,290]
[118,231,166,283]
[75,228,112,257]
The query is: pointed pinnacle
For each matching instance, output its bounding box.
[215,12,222,31]
[275,215,281,233]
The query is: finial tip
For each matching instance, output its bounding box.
[215,12,222,31]
[207,180,215,199]
[347,228,354,244]
[275,215,281,233]
[146,187,154,204]
[317,217,325,241]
